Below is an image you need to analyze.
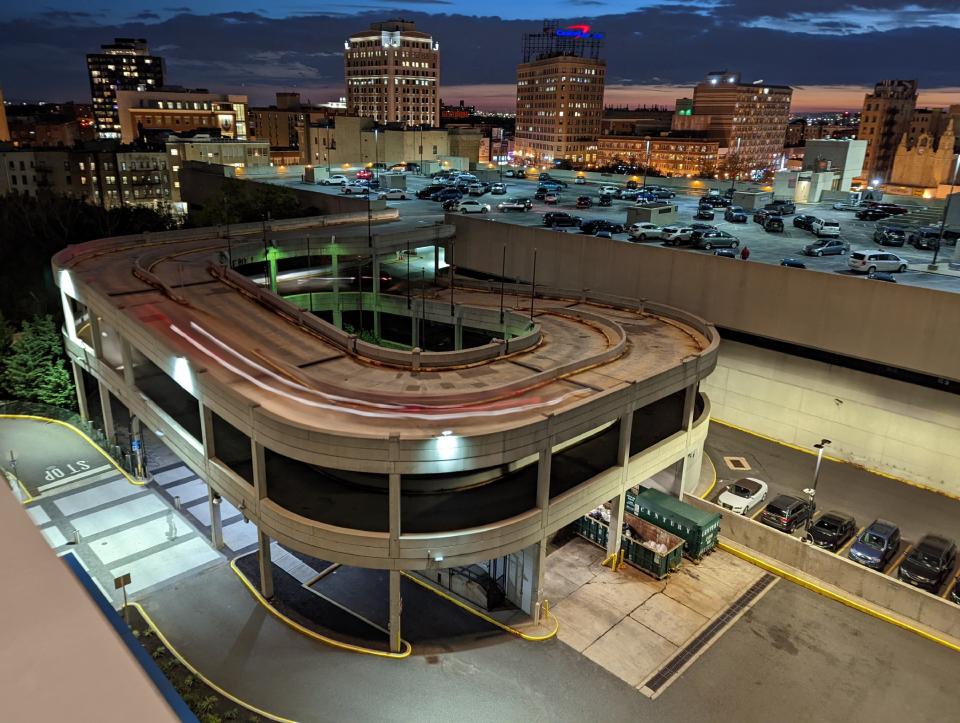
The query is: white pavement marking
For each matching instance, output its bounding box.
[53,477,137,517]
[70,495,167,538]
[271,542,319,584]
[153,467,197,486]
[27,506,51,526]
[165,477,208,505]
[38,464,113,492]
[40,526,68,548]
[90,514,191,566]
[222,519,258,550]
[111,536,221,595]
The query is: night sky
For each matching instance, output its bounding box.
[1,2,958,110]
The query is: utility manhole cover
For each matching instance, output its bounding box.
[724,456,751,471]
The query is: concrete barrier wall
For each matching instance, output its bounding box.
[704,339,960,496]
[686,496,960,640]
[450,215,960,383]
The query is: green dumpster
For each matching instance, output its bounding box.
[626,487,721,560]
[621,515,684,579]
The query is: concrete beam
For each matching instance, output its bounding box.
[607,413,634,557]
[209,488,224,550]
[389,472,400,558]
[98,380,115,443]
[71,360,89,421]
[120,338,135,387]
[258,530,273,599]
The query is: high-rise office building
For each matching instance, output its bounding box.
[513,21,606,163]
[344,20,440,127]
[858,79,918,183]
[688,71,792,177]
[0,86,9,142]
[87,38,165,140]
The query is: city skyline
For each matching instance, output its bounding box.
[1,6,959,112]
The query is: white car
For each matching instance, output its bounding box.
[662,226,695,244]
[628,222,663,241]
[811,219,841,237]
[599,185,620,196]
[574,176,586,185]
[457,200,490,214]
[376,189,408,200]
[717,477,768,515]
[340,184,369,195]
[848,250,909,274]
[832,202,863,212]
[321,174,349,185]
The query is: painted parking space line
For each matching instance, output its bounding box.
[749,505,766,520]
[885,546,910,576]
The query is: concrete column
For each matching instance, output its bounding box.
[389,569,402,653]
[98,380,115,443]
[681,383,698,432]
[411,301,420,348]
[433,243,441,281]
[388,472,400,558]
[89,315,104,359]
[607,412,634,558]
[528,539,548,621]
[267,249,279,294]
[208,488,224,549]
[199,404,215,460]
[258,530,273,599]
[251,441,273,598]
[71,361,89,421]
[331,253,342,328]
[120,338,135,387]
[677,383,701,500]
[536,445,552,524]
[60,290,77,342]
[454,310,463,351]
[372,255,382,340]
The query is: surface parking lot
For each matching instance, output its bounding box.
[277,172,960,293]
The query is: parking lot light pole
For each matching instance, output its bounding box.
[929,154,960,270]
[642,138,651,190]
[805,439,831,530]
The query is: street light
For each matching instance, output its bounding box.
[729,137,741,193]
[929,153,960,270]
[804,438,831,531]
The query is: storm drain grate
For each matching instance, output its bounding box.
[643,573,775,694]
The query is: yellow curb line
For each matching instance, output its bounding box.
[400,570,560,642]
[717,541,960,654]
[127,602,297,723]
[229,557,413,659]
[0,413,145,492]
[711,417,960,503]
[699,454,718,500]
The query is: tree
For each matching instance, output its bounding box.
[187,181,308,227]
[1,315,75,408]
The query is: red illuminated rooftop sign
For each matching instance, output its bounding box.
[555,24,604,40]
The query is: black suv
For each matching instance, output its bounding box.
[763,215,784,232]
[856,208,892,221]
[874,226,906,247]
[793,214,819,230]
[759,495,814,533]
[543,212,582,228]
[764,200,796,215]
[581,219,625,235]
[724,206,747,223]
[805,511,856,552]
[898,534,957,593]
[417,184,446,199]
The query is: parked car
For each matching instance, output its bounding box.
[857,208,892,221]
[725,206,748,223]
[703,195,731,208]
[759,495,814,533]
[691,230,740,250]
[763,216,784,232]
[765,200,796,215]
[321,174,350,185]
[456,200,490,214]
[662,226,695,245]
[872,203,908,215]
[355,169,373,181]
[869,271,898,282]
[874,226,906,246]
[695,207,716,220]
[812,219,841,237]
[576,196,593,209]
[540,180,566,191]
[467,183,488,196]
[497,198,533,212]
[598,195,613,207]
[690,222,717,233]
[848,250,909,274]
[543,212,581,227]
[340,184,369,195]
[806,511,857,552]
[652,188,676,199]
[753,209,771,225]
[490,183,507,195]
[780,258,807,268]
[534,187,549,200]
[898,534,957,592]
[794,214,819,230]
[581,219,625,235]
[544,192,561,205]
[717,477,768,515]
[599,185,620,196]
[574,176,587,185]
[416,184,446,199]
[832,201,864,212]
[950,578,960,605]
[803,239,850,257]
[440,198,460,211]
[431,189,463,202]
[908,226,942,250]
[628,222,663,241]
[376,188,408,200]
[848,520,901,570]
[625,180,639,189]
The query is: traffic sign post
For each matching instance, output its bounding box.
[115,573,132,622]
